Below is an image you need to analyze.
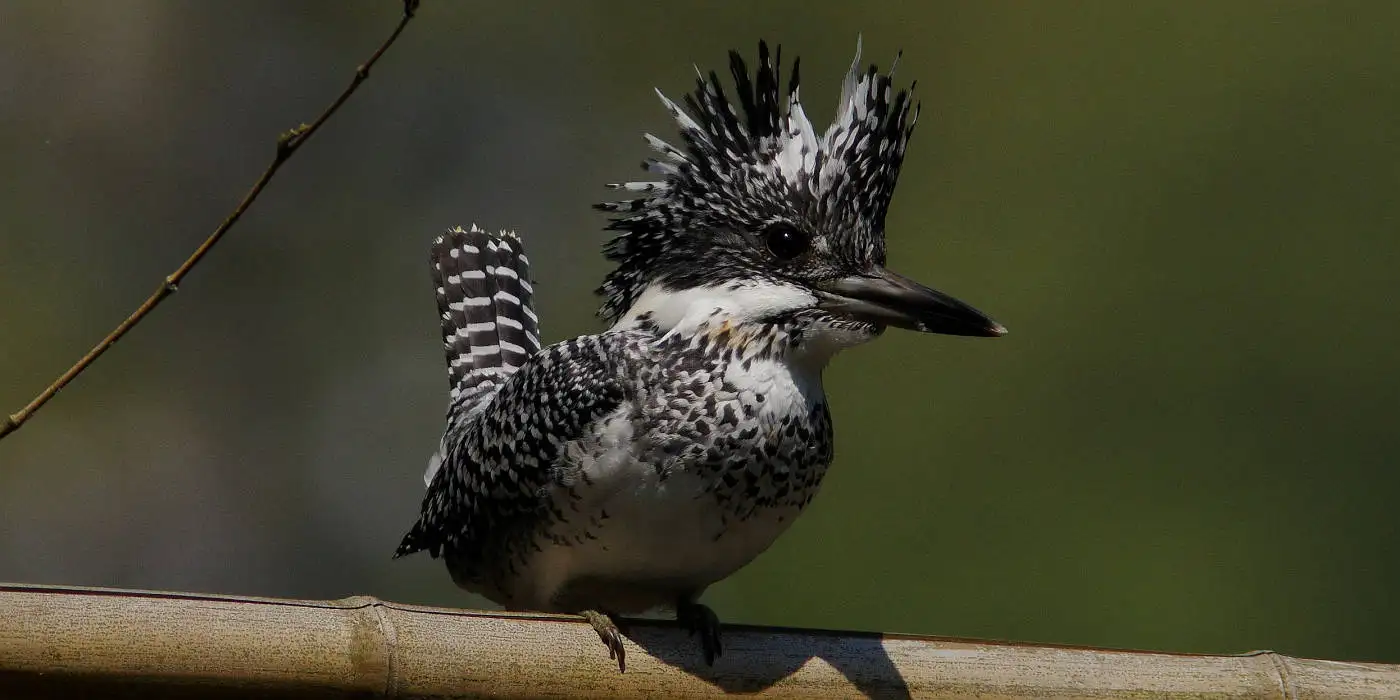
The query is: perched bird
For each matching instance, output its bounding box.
[395,39,1004,672]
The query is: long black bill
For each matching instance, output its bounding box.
[816,268,1007,337]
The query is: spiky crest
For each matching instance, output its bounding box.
[594,38,922,324]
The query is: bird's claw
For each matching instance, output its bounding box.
[580,609,627,672]
[677,600,723,666]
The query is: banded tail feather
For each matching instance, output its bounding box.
[432,224,541,402]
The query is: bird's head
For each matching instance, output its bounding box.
[596,39,1004,361]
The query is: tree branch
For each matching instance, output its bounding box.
[0,0,422,443]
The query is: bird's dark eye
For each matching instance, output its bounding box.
[762,223,811,261]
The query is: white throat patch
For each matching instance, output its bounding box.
[614,281,816,337]
[613,280,877,373]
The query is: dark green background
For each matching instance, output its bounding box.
[2,2,1397,664]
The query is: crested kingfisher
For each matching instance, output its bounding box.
[396,39,1005,672]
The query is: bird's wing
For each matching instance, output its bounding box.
[394,333,635,572]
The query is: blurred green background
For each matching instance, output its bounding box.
[2,1,1398,665]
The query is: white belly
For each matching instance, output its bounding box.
[505,394,819,613]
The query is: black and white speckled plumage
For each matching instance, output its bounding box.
[398,307,837,612]
[395,39,996,669]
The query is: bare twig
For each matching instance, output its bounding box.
[0,0,421,442]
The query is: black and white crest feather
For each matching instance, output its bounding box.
[595,38,921,323]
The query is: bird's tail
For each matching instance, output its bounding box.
[431,224,541,403]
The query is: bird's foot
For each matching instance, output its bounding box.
[580,609,627,673]
[676,599,723,666]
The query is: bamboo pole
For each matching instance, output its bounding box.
[0,583,1395,698]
